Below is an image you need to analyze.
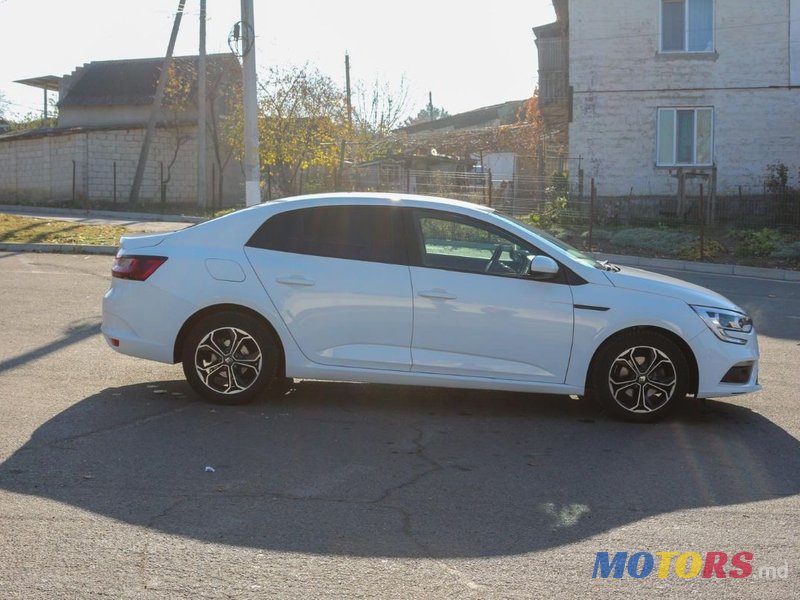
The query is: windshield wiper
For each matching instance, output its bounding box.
[598,260,621,272]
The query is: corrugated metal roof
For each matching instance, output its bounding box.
[57,54,239,108]
[14,75,61,91]
[396,100,527,135]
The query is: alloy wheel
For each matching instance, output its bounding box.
[608,346,677,414]
[194,327,263,394]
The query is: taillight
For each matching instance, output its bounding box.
[112,255,167,281]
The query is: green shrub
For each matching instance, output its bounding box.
[527,196,569,229]
[679,239,727,260]
[610,228,696,255]
[546,225,572,240]
[548,171,570,197]
[733,228,783,258]
[580,228,613,241]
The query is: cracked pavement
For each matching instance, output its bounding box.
[0,252,799,599]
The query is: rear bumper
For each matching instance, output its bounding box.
[101,311,173,363]
[102,279,196,364]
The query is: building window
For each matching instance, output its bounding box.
[661,0,714,52]
[657,108,713,166]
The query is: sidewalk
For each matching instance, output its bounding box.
[592,252,800,282]
[0,205,202,233]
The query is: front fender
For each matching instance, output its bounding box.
[564,283,705,390]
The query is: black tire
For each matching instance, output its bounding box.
[181,311,279,405]
[590,331,689,423]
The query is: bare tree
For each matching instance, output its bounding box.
[348,76,412,163]
[162,58,241,207]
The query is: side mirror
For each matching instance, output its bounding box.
[527,255,560,279]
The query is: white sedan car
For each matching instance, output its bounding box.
[102,193,760,422]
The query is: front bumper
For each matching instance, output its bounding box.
[690,327,761,398]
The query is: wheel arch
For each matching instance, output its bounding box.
[585,325,699,397]
[173,303,286,378]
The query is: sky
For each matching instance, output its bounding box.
[0,0,556,121]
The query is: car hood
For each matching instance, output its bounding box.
[604,266,742,311]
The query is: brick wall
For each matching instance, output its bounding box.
[568,0,799,196]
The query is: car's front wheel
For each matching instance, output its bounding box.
[591,331,689,422]
[181,311,278,405]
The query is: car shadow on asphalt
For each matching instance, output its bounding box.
[1,380,798,558]
[0,319,100,374]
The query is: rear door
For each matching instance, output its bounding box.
[244,204,413,371]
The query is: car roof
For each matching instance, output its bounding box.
[188,193,497,244]
[262,192,496,214]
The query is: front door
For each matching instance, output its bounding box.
[408,210,574,383]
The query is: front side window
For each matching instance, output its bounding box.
[247,205,405,264]
[657,107,713,166]
[416,213,535,276]
[661,0,714,53]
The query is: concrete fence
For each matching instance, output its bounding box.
[0,126,242,206]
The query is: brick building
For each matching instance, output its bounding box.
[535,0,800,197]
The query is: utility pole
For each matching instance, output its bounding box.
[197,0,207,209]
[428,91,434,121]
[345,52,353,128]
[241,0,261,206]
[129,0,186,203]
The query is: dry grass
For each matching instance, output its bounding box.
[0,214,126,246]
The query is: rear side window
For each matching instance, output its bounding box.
[246,205,406,265]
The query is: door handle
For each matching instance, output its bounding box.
[276,276,315,287]
[418,289,457,300]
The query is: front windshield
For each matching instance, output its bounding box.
[494,214,605,270]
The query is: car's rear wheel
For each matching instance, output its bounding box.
[591,331,689,422]
[181,311,278,405]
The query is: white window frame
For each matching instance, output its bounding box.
[659,0,715,54]
[656,107,714,167]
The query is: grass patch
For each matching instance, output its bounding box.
[771,241,800,260]
[609,228,697,256]
[0,214,126,245]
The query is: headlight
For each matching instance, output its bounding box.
[691,305,753,345]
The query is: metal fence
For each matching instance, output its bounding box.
[337,166,800,267]
[7,150,795,265]
[344,166,579,218]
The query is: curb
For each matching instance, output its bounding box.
[593,253,800,282]
[0,205,205,224]
[0,243,117,255]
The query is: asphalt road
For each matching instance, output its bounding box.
[0,252,798,599]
